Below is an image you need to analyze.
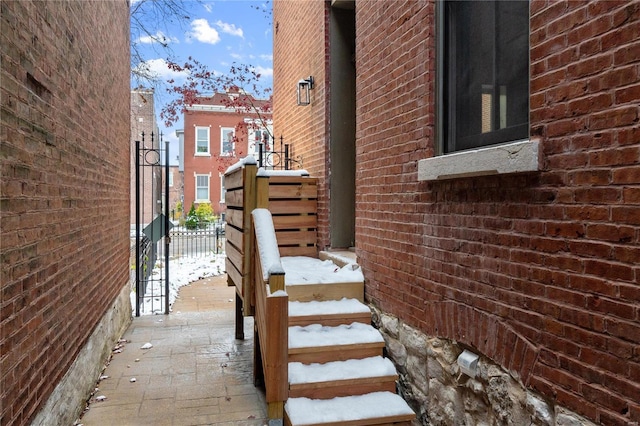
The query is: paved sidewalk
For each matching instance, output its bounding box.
[79,275,268,426]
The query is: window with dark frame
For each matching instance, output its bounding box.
[441,0,529,154]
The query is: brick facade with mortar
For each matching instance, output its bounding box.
[130,89,161,226]
[274,0,639,424]
[273,1,332,249]
[0,1,131,425]
[182,93,271,216]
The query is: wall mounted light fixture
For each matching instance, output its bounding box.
[297,76,314,106]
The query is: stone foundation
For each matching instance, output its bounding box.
[30,284,132,426]
[371,306,596,426]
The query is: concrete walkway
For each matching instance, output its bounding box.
[79,275,268,426]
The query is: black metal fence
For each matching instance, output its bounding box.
[159,222,226,258]
[132,236,157,296]
[257,135,302,170]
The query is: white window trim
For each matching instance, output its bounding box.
[220,127,235,156]
[220,173,226,204]
[417,139,540,181]
[194,173,211,203]
[195,126,211,157]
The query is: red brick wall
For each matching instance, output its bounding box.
[273,0,331,248]
[130,89,160,225]
[275,0,640,424]
[0,2,130,425]
[354,1,639,424]
[167,166,184,217]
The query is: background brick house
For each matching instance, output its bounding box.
[130,88,162,226]
[182,91,272,216]
[1,2,131,425]
[166,165,184,221]
[273,1,639,424]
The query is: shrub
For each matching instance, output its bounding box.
[195,203,214,222]
[185,203,198,230]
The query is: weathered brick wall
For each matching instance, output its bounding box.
[0,1,131,425]
[273,0,331,249]
[130,89,160,225]
[354,1,639,425]
[167,166,183,216]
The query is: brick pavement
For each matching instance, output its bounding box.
[78,275,268,426]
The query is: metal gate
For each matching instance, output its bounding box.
[135,132,170,316]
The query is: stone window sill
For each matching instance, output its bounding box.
[417,139,540,181]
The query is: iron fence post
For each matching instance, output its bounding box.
[135,139,141,317]
[164,135,170,315]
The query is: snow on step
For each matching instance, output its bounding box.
[289,323,384,349]
[289,298,371,317]
[289,356,397,385]
[285,391,415,426]
[282,256,364,285]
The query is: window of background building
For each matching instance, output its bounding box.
[195,174,210,202]
[253,129,271,154]
[195,126,210,155]
[440,0,529,153]
[220,174,226,204]
[221,127,235,156]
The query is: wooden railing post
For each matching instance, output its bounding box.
[256,174,269,209]
[242,162,257,316]
[265,272,287,419]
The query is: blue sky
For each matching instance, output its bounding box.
[132,0,273,164]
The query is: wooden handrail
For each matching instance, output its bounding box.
[224,157,318,419]
[251,208,288,419]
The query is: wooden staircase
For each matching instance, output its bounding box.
[283,256,415,426]
[224,162,414,425]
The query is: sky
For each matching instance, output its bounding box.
[131,0,273,165]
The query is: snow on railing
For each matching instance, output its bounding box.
[252,208,284,281]
[251,208,288,419]
[224,154,257,175]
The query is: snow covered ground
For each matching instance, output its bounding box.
[132,254,226,315]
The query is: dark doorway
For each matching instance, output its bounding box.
[329,1,356,248]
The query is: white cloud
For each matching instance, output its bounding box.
[253,66,273,78]
[215,20,244,38]
[133,58,189,80]
[137,31,178,45]
[230,53,243,60]
[260,54,273,62]
[188,19,220,44]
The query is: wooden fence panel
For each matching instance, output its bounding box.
[226,209,243,229]
[225,168,244,189]
[225,225,243,253]
[272,215,317,230]
[268,199,318,215]
[225,189,243,208]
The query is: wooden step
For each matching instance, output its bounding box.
[286,281,364,303]
[289,298,372,327]
[282,256,365,303]
[288,323,385,364]
[289,356,398,399]
[284,391,416,426]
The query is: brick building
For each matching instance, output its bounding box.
[182,91,272,216]
[130,89,162,226]
[1,2,131,425]
[166,165,184,220]
[273,1,639,425]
